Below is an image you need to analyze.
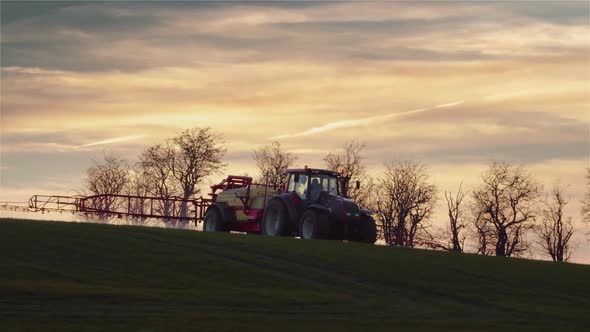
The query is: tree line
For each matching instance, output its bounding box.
[83,128,225,226]
[84,127,590,262]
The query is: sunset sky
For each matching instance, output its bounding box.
[1,2,589,261]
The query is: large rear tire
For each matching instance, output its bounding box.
[203,208,226,232]
[299,209,329,240]
[358,215,377,244]
[262,199,291,236]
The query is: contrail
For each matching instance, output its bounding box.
[433,100,464,108]
[80,135,145,147]
[272,100,464,139]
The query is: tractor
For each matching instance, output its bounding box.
[203,167,377,243]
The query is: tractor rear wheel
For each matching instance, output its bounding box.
[299,209,329,240]
[203,208,226,232]
[262,199,290,236]
[358,215,377,244]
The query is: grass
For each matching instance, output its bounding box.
[0,218,589,331]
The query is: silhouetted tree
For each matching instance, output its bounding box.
[536,185,575,262]
[83,152,130,221]
[125,164,152,223]
[168,127,226,221]
[373,160,437,247]
[431,184,467,252]
[471,162,541,257]
[324,140,373,208]
[582,168,590,223]
[252,141,297,189]
[139,144,180,218]
[470,209,496,256]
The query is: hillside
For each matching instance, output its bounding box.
[1,218,589,332]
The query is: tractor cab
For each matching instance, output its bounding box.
[285,167,360,201]
[286,167,339,202]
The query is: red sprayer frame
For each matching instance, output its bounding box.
[22,194,212,223]
[2,176,261,224]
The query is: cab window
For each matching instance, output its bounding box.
[287,174,296,193]
[309,176,322,201]
[287,173,308,200]
[309,174,339,200]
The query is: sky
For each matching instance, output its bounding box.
[1,1,589,262]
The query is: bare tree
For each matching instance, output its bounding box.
[252,141,297,189]
[471,162,541,257]
[139,144,180,218]
[431,184,467,252]
[324,140,373,207]
[83,152,130,221]
[536,185,575,262]
[124,164,153,224]
[167,127,226,220]
[470,209,496,256]
[127,165,151,198]
[372,160,437,247]
[582,168,590,223]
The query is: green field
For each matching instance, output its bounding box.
[1,218,589,331]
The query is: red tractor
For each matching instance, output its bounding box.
[203,168,377,243]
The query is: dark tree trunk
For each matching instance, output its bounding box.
[496,229,507,256]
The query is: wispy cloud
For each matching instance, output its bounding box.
[1,66,67,75]
[80,135,145,147]
[433,100,464,108]
[272,100,464,139]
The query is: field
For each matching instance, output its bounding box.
[1,218,589,331]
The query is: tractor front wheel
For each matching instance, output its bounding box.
[299,210,329,240]
[262,199,290,236]
[358,215,377,244]
[203,208,226,232]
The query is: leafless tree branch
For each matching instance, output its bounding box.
[324,140,374,208]
[582,168,590,223]
[371,160,437,247]
[252,141,297,189]
[535,185,575,262]
[470,162,541,257]
[83,151,130,222]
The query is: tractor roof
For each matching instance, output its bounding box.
[287,168,340,177]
